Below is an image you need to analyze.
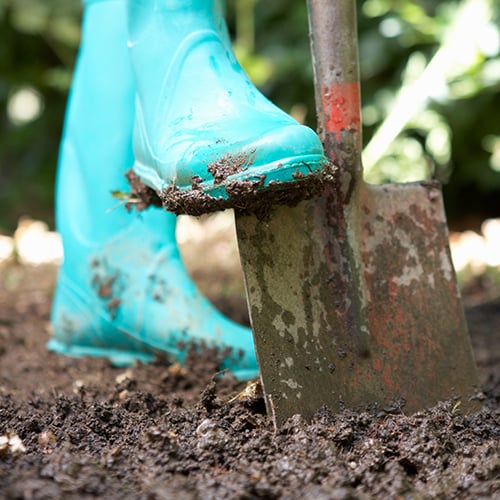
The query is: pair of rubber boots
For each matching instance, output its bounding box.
[49,0,327,378]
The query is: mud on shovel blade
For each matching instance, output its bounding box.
[235,0,480,426]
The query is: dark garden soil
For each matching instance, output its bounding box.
[0,260,498,499]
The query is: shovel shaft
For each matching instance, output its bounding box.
[307,0,362,180]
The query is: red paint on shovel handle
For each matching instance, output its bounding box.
[321,82,361,139]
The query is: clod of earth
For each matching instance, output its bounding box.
[125,161,337,219]
[207,152,254,185]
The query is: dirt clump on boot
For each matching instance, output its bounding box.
[126,161,337,219]
[125,169,163,211]
[207,151,252,185]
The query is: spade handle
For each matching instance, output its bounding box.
[307,0,362,181]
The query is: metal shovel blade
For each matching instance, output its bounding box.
[234,0,480,426]
[236,182,480,425]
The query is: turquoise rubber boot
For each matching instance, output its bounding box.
[49,0,258,378]
[127,0,329,215]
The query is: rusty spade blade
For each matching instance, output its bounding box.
[234,0,480,426]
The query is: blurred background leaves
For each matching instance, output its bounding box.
[0,0,499,232]
[0,0,81,231]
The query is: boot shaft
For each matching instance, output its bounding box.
[126,0,230,121]
[127,0,227,43]
[57,0,163,246]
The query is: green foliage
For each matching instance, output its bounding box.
[0,0,81,231]
[360,0,500,195]
[0,0,499,232]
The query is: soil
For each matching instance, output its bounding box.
[207,153,252,185]
[126,162,335,219]
[0,260,499,499]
